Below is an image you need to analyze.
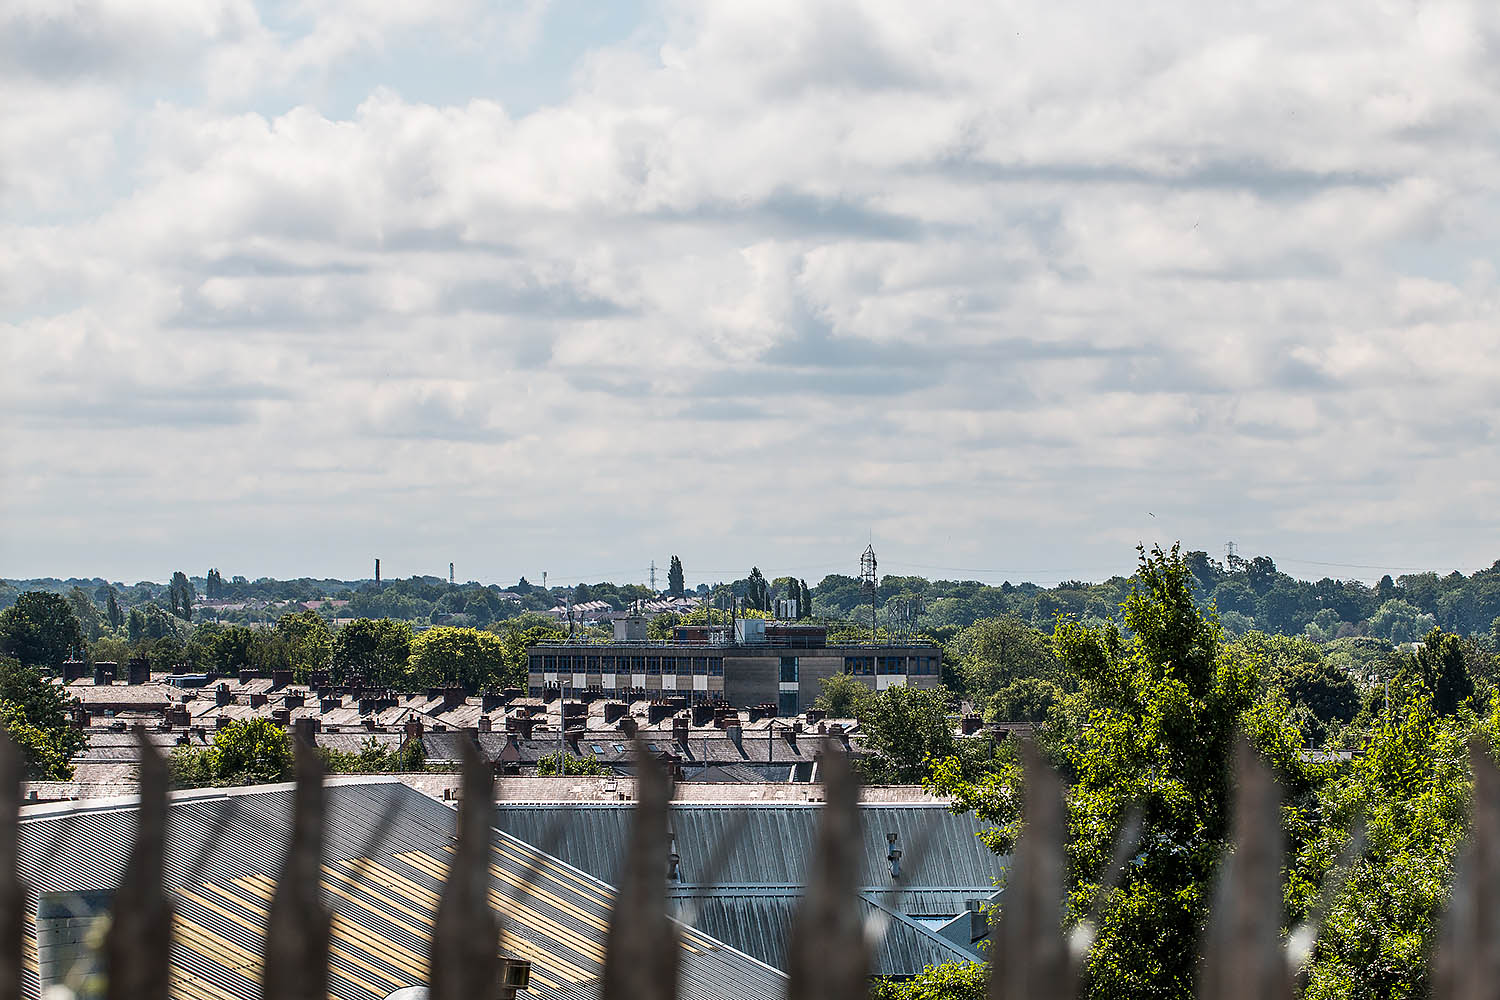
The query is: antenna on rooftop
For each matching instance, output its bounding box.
[650,560,657,593]
[859,544,878,641]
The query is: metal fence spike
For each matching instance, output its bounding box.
[105,727,172,1000]
[1198,738,1290,1000]
[990,739,1070,1000]
[262,728,330,1000]
[602,741,679,1000]
[0,733,22,1000]
[1433,740,1500,1000]
[784,739,867,1000]
[430,739,500,1000]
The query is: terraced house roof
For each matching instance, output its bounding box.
[16,780,785,1000]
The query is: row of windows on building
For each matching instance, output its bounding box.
[842,656,940,676]
[533,655,726,676]
[528,686,726,704]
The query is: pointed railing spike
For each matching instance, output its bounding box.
[1198,738,1290,1000]
[1433,740,1500,1000]
[990,739,1071,1000]
[602,741,679,1000]
[106,727,172,1000]
[430,738,500,1000]
[0,733,23,1000]
[784,738,868,1000]
[262,728,330,1000]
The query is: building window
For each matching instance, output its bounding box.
[693,657,707,675]
[529,686,543,698]
[663,657,677,674]
[528,656,541,672]
[879,657,905,675]
[543,656,557,671]
[844,656,874,675]
[778,691,798,717]
[587,656,600,671]
[646,657,661,675]
[630,656,645,673]
[602,655,615,671]
[779,656,799,684]
[709,657,724,676]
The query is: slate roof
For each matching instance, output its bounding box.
[17,780,785,1000]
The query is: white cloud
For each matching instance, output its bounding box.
[4,0,1500,584]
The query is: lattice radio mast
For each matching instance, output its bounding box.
[859,544,878,641]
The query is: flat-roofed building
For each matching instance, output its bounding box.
[526,618,941,714]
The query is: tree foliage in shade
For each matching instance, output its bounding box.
[745,567,770,612]
[0,591,85,672]
[668,556,685,598]
[0,655,84,779]
[105,588,124,628]
[168,571,195,620]
[1395,627,1475,717]
[331,617,414,686]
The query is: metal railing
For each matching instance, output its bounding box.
[1,730,1496,1000]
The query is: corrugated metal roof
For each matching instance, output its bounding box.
[666,891,974,976]
[16,781,785,1000]
[492,802,1004,911]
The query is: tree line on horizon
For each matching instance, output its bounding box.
[6,549,1500,643]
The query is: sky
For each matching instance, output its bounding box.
[3,0,1499,590]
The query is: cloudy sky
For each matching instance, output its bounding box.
[3,0,1498,589]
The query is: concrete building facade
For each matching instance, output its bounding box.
[527,618,941,713]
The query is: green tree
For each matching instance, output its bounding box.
[169,570,194,620]
[0,655,85,779]
[537,750,611,776]
[490,615,566,689]
[950,614,1058,700]
[320,736,425,773]
[65,587,102,643]
[745,567,770,612]
[799,579,812,619]
[408,626,507,690]
[203,625,262,672]
[275,610,333,681]
[1369,599,1435,645]
[172,718,295,788]
[870,959,986,1000]
[859,685,954,784]
[1055,544,1257,1000]
[0,591,85,672]
[105,589,124,629]
[984,676,1061,724]
[1299,688,1477,999]
[668,556,685,598]
[331,618,414,686]
[813,673,875,720]
[1396,627,1475,717]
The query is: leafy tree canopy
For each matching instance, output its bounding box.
[0,591,84,672]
